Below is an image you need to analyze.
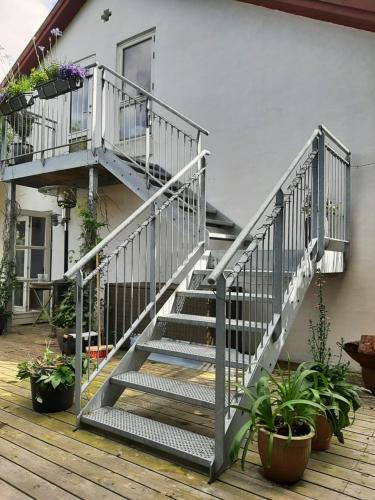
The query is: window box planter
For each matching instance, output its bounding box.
[0,93,34,116]
[36,77,83,100]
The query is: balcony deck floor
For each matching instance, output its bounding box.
[0,325,374,499]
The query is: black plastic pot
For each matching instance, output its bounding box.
[30,377,74,413]
[36,78,83,100]
[0,93,34,116]
[12,142,33,164]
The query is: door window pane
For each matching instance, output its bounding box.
[14,285,24,307]
[16,220,26,245]
[70,83,89,133]
[31,217,46,246]
[120,101,147,140]
[30,249,44,278]
[122,38,152,95]
[16,250,25,277]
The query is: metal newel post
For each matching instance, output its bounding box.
[0,116,7,166]
[272,188,284,341]
[214,273,226,478]
[74,270,83,418]
[311,136,319,243]
[145,98,151,190]
[199,154,206,245]
[91,65,103,153]
[344,150,351,267]
[149,202,157,318]
[317,130,326,261]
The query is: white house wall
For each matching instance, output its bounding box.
[13,0,375,367]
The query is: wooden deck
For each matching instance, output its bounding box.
[0,326,375,499]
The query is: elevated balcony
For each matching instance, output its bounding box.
[0,64,207,191]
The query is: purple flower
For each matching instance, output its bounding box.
[50,27,63,37]
[57,63,87,80]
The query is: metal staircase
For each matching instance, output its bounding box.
[62,66,351,482]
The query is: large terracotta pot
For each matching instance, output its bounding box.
[344,342,375,394]
[257,427,314,484]
[312,414,333,451]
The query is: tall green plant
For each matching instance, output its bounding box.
[230,363,324,469]
[308,270,331,365]
[0,258,18,317]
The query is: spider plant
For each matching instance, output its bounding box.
[230,362,324,470]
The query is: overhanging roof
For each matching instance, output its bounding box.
[3,0,375,86]
[239,0,375,33]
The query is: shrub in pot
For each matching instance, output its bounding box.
[307,271,361,450]
[16,347,88,412]
[0,258,18,335]
[230,363,324,484]
[7,110,35,163]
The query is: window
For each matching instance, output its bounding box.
[118,32,154,142]
[14,213,51,313]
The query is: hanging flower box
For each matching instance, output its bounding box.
[0,93,34,116]
[35,64,87,100]
[35,77,83,100]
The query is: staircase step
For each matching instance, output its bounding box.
[111,371,216,409]
[177,290,272,301]
[206,218,235,228]
[208,232,238,241]
[158,313,268,331]
[136,339,250,366]
[206,206,217,216]
[81,407,215,467]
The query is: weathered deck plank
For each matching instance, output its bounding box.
[0,325,375,499]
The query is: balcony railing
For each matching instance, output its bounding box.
[0,64,208,190]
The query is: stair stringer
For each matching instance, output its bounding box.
[211,239,318,481]
[79,250,211,419]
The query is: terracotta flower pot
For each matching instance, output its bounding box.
[344,342,375,394]
[312,414,333,451]
[258,428,314,484]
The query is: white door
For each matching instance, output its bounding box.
[117,32,155,158]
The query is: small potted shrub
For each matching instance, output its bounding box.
[16,346,87,412]
[0,258,18,335]
[7,110,35,163]
[230,363,324,484]
[0,76,34,115]
[307,271,361,450]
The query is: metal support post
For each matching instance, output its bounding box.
[272,189,284,341]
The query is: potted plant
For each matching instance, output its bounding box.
[343,338,375,394]
[7,110,35,163]
[230,363,324,484]
[31,29,87,100]
[307,271,361,450]
[16,346,87,412]
[0,76,34,116]
[0,258,18,335]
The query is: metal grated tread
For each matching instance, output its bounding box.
[177,289,273,301]
[111,371,216,408]
[136,339,250,366]
[81,407,215,467]
[158,313,267,331]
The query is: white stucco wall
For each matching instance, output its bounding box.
[11,0,375,366]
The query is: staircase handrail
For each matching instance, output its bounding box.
[207,124,350,285]
[99,64,209,136]
[64,149,210,279]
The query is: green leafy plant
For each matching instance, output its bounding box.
[0,258,18,317]
[52,280,76,329]
[7,110,35,141]
[6,76,32,97]
[29,68,49,87]
[230,363,324,469]
[16,346,88,390]
[307,271,361,442]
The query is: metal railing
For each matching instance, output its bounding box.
[0,65,96,165]
[99,65,208,187]
[64,149,209,415]
[0,63,208,191]
[207,125,350,473]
